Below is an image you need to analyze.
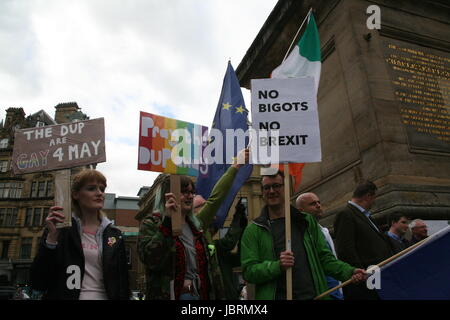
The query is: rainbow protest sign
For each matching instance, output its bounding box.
[138,112,208,176]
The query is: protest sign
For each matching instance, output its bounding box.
[138,112,208,235]
[12,118,106,174]
[12,118,106,228]
[251,77,321,163]
[138,112,208,176]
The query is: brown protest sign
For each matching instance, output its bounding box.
[12,118,106,174]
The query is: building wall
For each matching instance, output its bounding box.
[236,0,450,230]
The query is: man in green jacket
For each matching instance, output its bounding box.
[240,170,366,300]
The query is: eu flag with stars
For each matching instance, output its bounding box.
[196,61,253,228]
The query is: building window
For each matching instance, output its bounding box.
[30,182,37,197]
[24,207,48,227]
[32,208,42,227]
[20,238,33,259]
[30,179,53,198]
[0,183,7,198]
[8,208,18,227]
[0,208,5,226]
[42,208,49,226]
[0,138,8,149]
[38,181,46,197]
[0,182,23,199]
[25,208,33,226]
[9,182,23,198]
[0,208,18,227]
[1,240,10,259]
[0,160,8,172]
[46,181,53,197]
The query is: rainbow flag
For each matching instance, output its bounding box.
[138,111,208,176]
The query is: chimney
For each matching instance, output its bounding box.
[54,102,80,124]
[4,108,25,128]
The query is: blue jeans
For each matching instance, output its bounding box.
[179,293,200,300]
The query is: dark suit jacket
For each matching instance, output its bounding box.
[385,232,410,254]
[333,203,393,269]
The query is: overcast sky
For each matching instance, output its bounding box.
[1,0,278,197]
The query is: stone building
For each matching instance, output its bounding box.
[236,0,450,230]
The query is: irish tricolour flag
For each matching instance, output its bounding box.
[271,13,321,93]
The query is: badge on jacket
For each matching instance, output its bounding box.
[108,237,117,247]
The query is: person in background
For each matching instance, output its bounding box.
[333,180,393,300]
[30,169,130,300]
[296,192,344,300]
[193,195,248,300]
[386,213,410,254]
[239,281,248,300]
[409,219,429,245]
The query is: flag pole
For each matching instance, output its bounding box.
[281,7,313,63]
[284,162,293,300]
[313,235,432,300]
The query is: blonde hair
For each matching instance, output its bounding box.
[71,169,107,220]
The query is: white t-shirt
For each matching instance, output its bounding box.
[79,229,108,300]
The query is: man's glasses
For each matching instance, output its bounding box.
[262,183,284,191]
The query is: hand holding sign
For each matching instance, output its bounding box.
[232,148,250,169]
[45,206,65,244]
[164,193,179,218]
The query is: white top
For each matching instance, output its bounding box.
[319,225,338,257]
[79,229,108,300]
[319,225,343,296]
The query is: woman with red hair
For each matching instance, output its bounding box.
[31,169,129,300]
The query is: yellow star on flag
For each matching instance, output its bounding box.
[222,102,232,110]
[236,105,245,114]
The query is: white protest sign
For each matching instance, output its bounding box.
[251,77,322,163]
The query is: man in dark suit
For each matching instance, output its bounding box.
[333,181,393,300]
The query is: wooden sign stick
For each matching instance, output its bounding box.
[313,235,432,300]
[170,175,183,236]
[54,169,72,228]
[284,163,293,300]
